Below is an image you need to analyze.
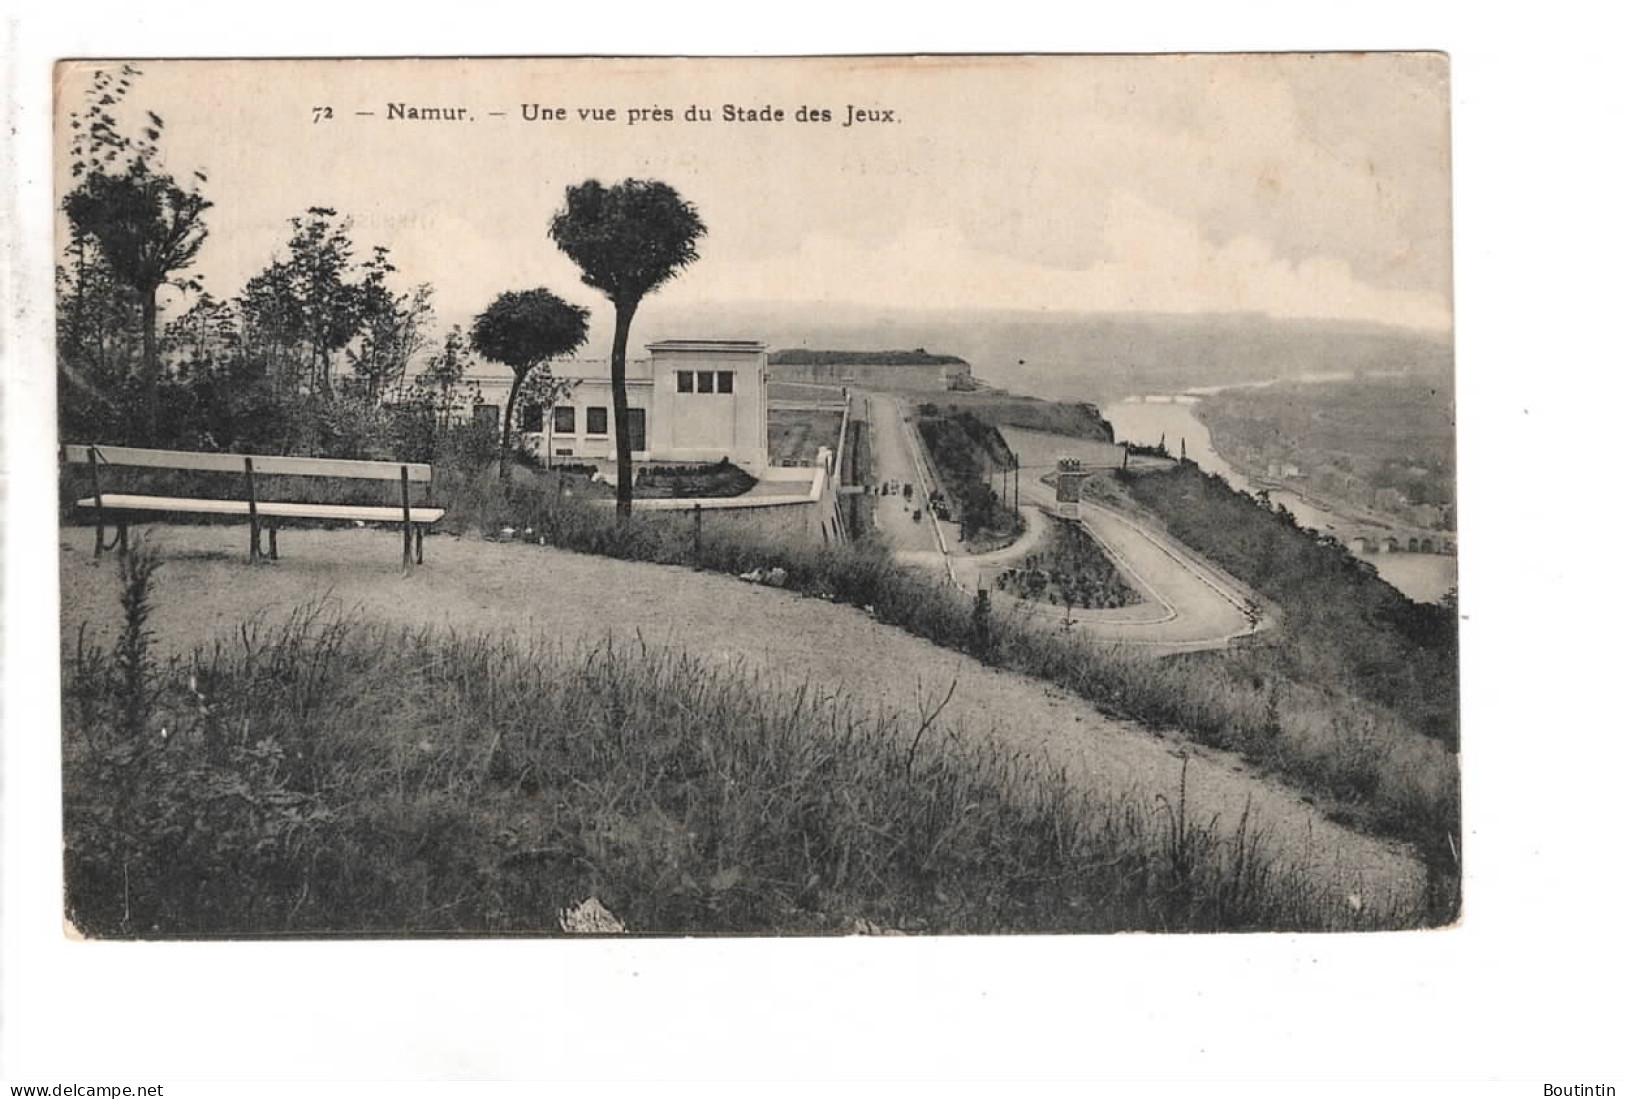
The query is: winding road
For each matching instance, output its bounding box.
[863,396,1268,655]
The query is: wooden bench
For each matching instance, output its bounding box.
[62,444,445,569]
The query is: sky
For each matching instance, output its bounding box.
[54,55,1453,350]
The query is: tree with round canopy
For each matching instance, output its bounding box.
[550,179,706,518]
[470,288,590,482]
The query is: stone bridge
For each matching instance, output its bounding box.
[1342,527,1457,556]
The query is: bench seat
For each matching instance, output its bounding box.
[77,494,447,525]
[64,444,442,566]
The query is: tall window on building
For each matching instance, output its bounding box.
[473,403,499,430]
[521,404,548,432]
[677,370,693,393]
[697,371,714,394]
[554,406,576,434]
[717,370,734,394]
[586,406,608,435]
[626,407,646,451]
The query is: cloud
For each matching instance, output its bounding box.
[664,190,1451,330]
[62,57,1452,335]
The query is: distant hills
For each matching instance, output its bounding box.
[630,303,1453,403]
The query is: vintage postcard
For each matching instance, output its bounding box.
[52,54,1457,938]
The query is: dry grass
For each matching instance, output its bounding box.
[418,466,1459,924]
[62,592,1421,936]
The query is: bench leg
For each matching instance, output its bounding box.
[115,521,129,557]
[248,518,261,563]
[402,522,412,572]
[93,517,106,560]
[268,521,279,560]
[415,524,424,565]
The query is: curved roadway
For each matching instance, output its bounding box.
[865,396,1268,655]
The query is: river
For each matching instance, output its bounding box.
[1100,391,1458,604]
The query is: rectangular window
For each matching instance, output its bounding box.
[554,405,576,434]
[677,370,693,393]
[521,404,548,432]
[717,370,734,394]
[473,403,500,430]
[698,371,714,394]
[586,406,608,435]
[626,407,647,451]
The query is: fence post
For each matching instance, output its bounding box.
[400,465,413,571]
[692,502,703,561]
[244,456,261,562]
[87,447,107,559]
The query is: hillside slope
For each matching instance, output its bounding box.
[59,524,1425,909]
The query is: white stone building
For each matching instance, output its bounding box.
[458,339,771,473]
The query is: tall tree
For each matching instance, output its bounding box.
[62,66,212,440]
[161,291,241,372]
[279,207,366,392]
[238,211,417,396]
[469,289,590,482]
[55,258,145,443]
[348,247,435,404]
[549,179,706,517]
[416,325,476,432]
[237,259,305,392]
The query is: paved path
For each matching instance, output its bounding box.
[863,393,946,561]
[866,408,1265,654]
[57,523,1424,910]
[1011,476,1265,652]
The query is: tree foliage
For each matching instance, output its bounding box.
[60,65,212,437]
[414,326,476,431]
[548,179,706,308]
[62,166,212,310]
[470,288,590,481]
[549,179,706,515]
[348,249,435,403]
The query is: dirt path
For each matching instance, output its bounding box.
[58,523,1424,909]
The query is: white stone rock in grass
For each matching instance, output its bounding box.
[558,896,627,934]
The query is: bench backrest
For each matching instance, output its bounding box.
[62,445,433,483]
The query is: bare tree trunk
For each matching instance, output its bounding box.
[141,289,159,442]
[499,364,528,483]
[610,304,637,520]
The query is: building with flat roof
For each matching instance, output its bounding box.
[458,339,771,473]
[767,348,973,391]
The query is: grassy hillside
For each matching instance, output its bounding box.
[280,463,1460,923]
[1195,375,1456,520]
[928,395,1115,442]
[1117,462,1459,749]
[915,408,1023,549]
[63,572,1400,936]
